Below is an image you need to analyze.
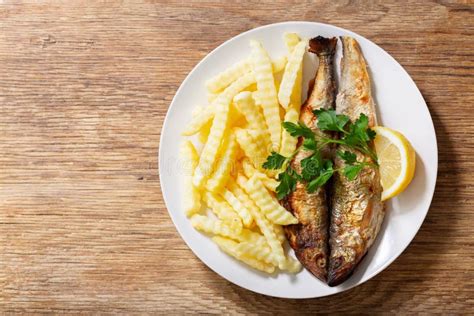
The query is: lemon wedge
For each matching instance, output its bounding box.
[373,126,416,201]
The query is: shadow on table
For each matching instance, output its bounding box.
[217,102,458,312]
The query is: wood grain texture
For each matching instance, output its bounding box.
[1,0,473,313]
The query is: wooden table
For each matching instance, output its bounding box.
[1,1,473,313]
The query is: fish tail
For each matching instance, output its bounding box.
[308,36,337,56]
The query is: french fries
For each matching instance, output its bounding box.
[272,222,286,244]
[212,236,275,273]
[206,58,252,93]
[235,242,302,273]
[193,73,255,188]
[283,32,301,53]
[233,174,287,268]
[182,104,214,136]
[279,105,300,157]
[234,128,266,171]
[206,55,286,95]
[207,92,219,103]
[221,188,253,227]
[233,91,271,154]
[247,128,270,158]
[282,257,303,273]
[198,119,212,144]
[235,242,277,265]
[203,191,241,222]
[191,214,243,238]
[237,228,267,245]
[278,40,307,109]
[241,158,278,192]
[181,33,307,275]
[206,134,238,193]
[250,40,281,151]
[180,141,201,217]
[272,56,288,73]
[242,175,298,225]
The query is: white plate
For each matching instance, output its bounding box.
[159,22,438,298]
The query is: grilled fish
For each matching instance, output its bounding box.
[327,36,385,286]
[283,36,337,282]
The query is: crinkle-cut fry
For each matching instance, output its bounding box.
[191,106,212,145]
[204,54,284,94]
[207,92,219,103]
[272,56,287,73]
[212,236,275,273]
[241,158,278,192]
[235,146,246,161]
[231,116,247,129]
[182,104,214,136]
[279,105,300,157]
[247,129,270,158]
[274,77,282,95]
[181,95,244,136]
[241,158,257,178]
[245,83,258,92]
[250,40,281,152]
[206,134,238,193]
[251,91,280,148]
[237,228,266,245]
[272,222,286,244]
[228,103,245,127]
[255,177,276,192]
[238,241,301,274]
[232,175,286,268]
[252,91,262,106]
[203,191,241,222]
[179,141,201,217]
[278,40,307,109]
[290,63,303,108]
[198,119,212,144]
[283,32,301,53]
[205,58,252,93]
[245,175,298,225]
[261,176,278,192]
[193,208,263,244]
[264,166,279,179]
[289,44,303,110]
[234,91,271,152]
[250,90,275,155]
[193,73,256,188]
[282,256,303,273]
[234,128,266,171]
[235,242,278,265]
[191,214,243,237]
[179,141,199,176]
[221,188,253,227]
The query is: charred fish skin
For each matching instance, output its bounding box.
[284,36,337,282]
[328,36,385,287]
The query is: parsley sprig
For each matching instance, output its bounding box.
[262,109,378,200]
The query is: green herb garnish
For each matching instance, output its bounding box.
[262,109,378,199]
[262,151,287,170]
[313,109,349,133]
[281,121,314,139]
[276,167,298,200]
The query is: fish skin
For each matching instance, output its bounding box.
[283,36,337,282]
[327,36,385,287]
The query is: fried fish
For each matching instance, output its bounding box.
[283,36,337,282]
[327,36,385,286]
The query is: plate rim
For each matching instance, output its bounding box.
[158,21,438,298]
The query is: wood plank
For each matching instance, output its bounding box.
[1,0,473,313]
